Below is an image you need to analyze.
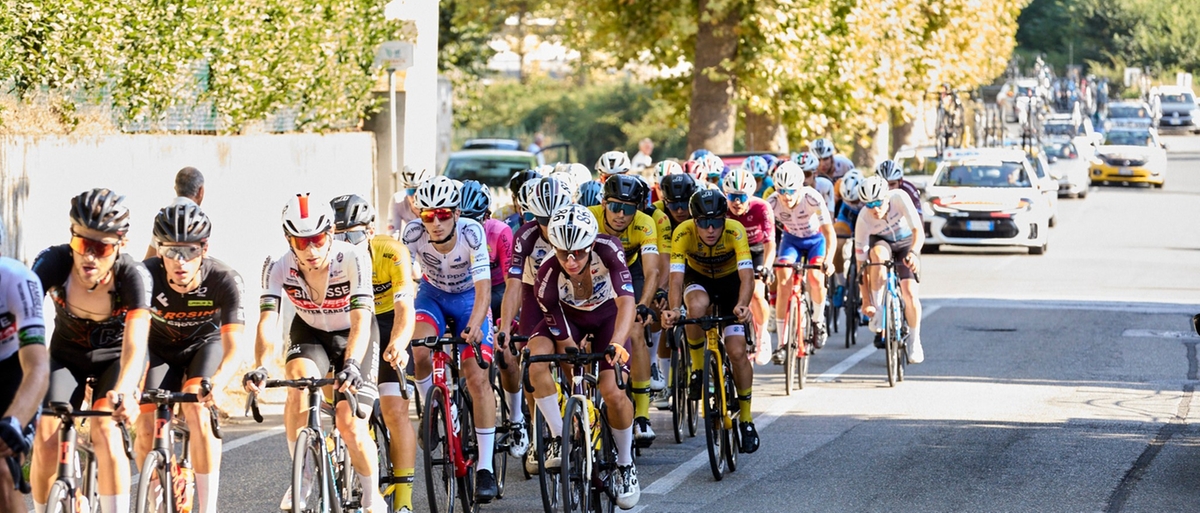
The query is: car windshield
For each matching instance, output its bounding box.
[1159,93,1194,104]
[1043,143,1078,159]
[1104,131,1154,147]
[1044,123,1077,136]
[896,154,939,176]
[444,157,536,187]
[935,163,1031,188]
[1109,106,1149,119]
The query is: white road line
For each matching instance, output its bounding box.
[1122,329,1200,339]
[923,297,1199,314]
[220,424,287,452]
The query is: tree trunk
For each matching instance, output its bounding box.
[687,0,739,154]
[889,107,914,157]
[744,108,789,154]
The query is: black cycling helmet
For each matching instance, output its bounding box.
[330,194,375,231]
[509,169,542,193]
[577,180,603,207]
[688,188,728,219]
[660,174,700,203]
[458,180,492,221]
[602,174,646,204]
[70,188,131,236]
[152,203,211,244]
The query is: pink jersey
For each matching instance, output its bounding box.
[729,197,774,246]
[484,218,513,285]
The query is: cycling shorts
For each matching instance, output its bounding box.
[531,300,629,372]
[628,259,646,300]
[749,243,765,269]
[376,311,415,396]
[286,316,380,416]
[0,354,21,415]
[413,281,495,364]
[868,235,916,281]
[142,335,222,411]
[46,347,121,409]
[777,232,826,265]
[682,269,745,328]
[490,281,506,325]
[516,283,541,338]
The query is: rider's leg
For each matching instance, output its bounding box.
[463,358,496,472]
[773,266,793,340]
[180,378,221,513]
[599,368,634,464]
[284,357,323,456]
[864,243,890,323]
[334,399,382,505]
[0,458,21,513]
[683,288,712,374]
[31,361,81,508]
[725,333,754,423]
[527,335,563,438]
[380,394,415,510]
[89,360,129,513]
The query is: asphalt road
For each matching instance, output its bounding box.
[27,137,1200,512]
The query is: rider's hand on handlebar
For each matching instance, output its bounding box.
[337,359,364,395]
[383,341,410,371]
[661,309,679,328]
[0,416,27,457]
[462,325,483,346]
[108,390,136,423]
[636,304,655,324]
[607,344,630,367]
[733,305,752,323]
[904,253,920,274]
[243,367,268,394]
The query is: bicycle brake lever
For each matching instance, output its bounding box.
[119,422,134,461]
[248,394,264,424]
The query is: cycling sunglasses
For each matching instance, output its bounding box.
[605,202,638,216]
[158,243,204,261]
[865,199,884,209]
[69,233,119,258]
[666,200,689,211]
[333,230,370,245]
[776,188,797,196]
[695,217,726,230]
[727,193,749,203]
[419,208,455,223]
[290,232,331,251]
[556,247,591,261]
[405,187,417,196]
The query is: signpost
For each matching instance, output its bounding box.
[374,41,415,188]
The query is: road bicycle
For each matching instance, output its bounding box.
[932,87,966,157]
[248,377,365,513]
[43,400,133,513]
[675,313,743,481]
[492,332,532,496]
[410,331,490,513]
[867,260,909,387]
[134,379,223,513]
[373,364,410,513]
[773,262,825,394]
[842,237,862,349]
[665,325,697,444]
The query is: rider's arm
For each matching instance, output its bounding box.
[343,245,377,365]
[4,270,47,425]
[667,224,690,312]
[635,213,660,306]
[388,244,416,355]
[9,345,48,426]
[255,256,286,369]
[498,277,523,339]
[818,197,836,261]
[499,225,533,336]
[853,212,869,265]
[211,269,247,390]
[732,227,755,308]
[760,199,778,266]
[114,261,153,396]
[897,193,925,253]
[654,212,672,290]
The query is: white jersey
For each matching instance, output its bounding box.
[260,240,374,332]
[402,218,490,294]
[854,190,921,262]
[815,176,835,210]
[768,187,832,239]
[389,192,418,233]
[0,257,45,361]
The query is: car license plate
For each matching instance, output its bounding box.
[965,220,993,231]
[1119,167,1133,176]
[1167,118,1180,125]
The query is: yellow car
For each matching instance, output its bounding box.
[1089,128,1167,188]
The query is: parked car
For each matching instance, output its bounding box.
[1150,85,1200,134]
[461,138,523,151]
[1042,140,1090,198]
[1089,128,1168,188]
[1043,113,1102,151]
[443,149,539,203]
[1102,101,1156,132]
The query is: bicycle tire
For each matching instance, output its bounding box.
[723,358,739,472]
[894,295,907,383]
[134,449,168,513]
[669,328,685,444]
[884,294,899,387]
[560,397,591,513]
[423,387,457,513]
[783,302,798,396]
[702,350,726,481]
[596,405,618,513]
[454,385,477,513]
[293,428,327,513]
[534,408,560,513]
[845,264,859,348]
[492,382,509,499]
[800,295,815,390]
[46,479,72,513]
[370,412,394,513]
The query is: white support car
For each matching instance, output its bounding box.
[925,149,1052,255]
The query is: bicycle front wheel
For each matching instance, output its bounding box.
[370,411,395,512]
[723,358,739,472]
[293,428,327,513]
[560,397,592,513]
[134,449,170,513]
[783,302,798,396]
[702,350,726,481]
[424,387,457,513]
[45,479,73,513]
[884,301,899,387]
[669,328,685,444]
[534,408,561,513]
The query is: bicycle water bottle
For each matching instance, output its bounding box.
[173,458,196,513]
[450,402,461,435]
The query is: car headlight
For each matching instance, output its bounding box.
[928,197,956,213]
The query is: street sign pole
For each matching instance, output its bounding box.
[389,67,398,191]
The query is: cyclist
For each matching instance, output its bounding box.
[660,189,759,453]
[649,160,683,203]
[597,151,633,179]
[721,168,776,363]
[460,181,512,322]
[854,176,924,363]
[246,193,386,511]
[0,215,47,513]
[832,155,856,182]
[526,204,641,509]
[796,151,836,214]
[496,176,573,467]
[876,160,924,218]
[832,171,866,317]
[767,163,835,356]
[398,176,500,501]
[136,204,243,513]
[31,189,151,513]
[810,138,837,180]
[390,166,436,235]
[648,173,702,408]
[742,156,774,199]
[578,179,604,207]
[330,194,419,513]
[589,174,660,445]
[494,169,543,233]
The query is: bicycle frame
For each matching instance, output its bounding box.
[44,402,132,512]
[412,333,490,481]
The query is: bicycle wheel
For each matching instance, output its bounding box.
[424,387,457,513]
[723,359,738,472]
[884,299,899,388]
[370,412,394,512]
[845,265,858,348]
[669,328,685,444]
[893,295,907,383]
[595,405,618,513]
[560,397,591,513]
[702,350,726,481]
[492,383,509,499]
[783,301,798,396]
[293,428,327,513]
[799,296,815,390]
[534,408,560,513]
[45,479,73,513]
[134,449,169,513]
[455,387,477,513]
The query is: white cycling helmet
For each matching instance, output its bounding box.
[703,154,726,176]
[857,175,889,204]
[655,160,683,178]
[772,161,805,190]
[567,163,593,189]
[833,155,855,176]
[535,164,557,175]
[413,175,461,210]
[809,138,835,159]
[721,168,757,196]
[547,204,599,252]
[876,160,903,181]
[517,179,540,213]
[840,171,865,203]
[741,156,769,178]
[527,177,574,218]
[794,151,819,172]
[282,193,334,237]
[400,166,436,188]
[595,151,632,176]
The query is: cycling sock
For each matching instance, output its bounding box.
[775,319,788,341]
[738,388,754,423]
[416,375,434,407]
[196,472,219,513]
[814,301,826,322]
[632,381,651,417]
[505,390,525,424]
[33,503,45,513]
[649,330,661,354]
[393,467,415,510]
[476,428,495,472]
[535,395,563,437]
[358,471,378,507]
[657,357,672,382]
[687,337,705,373]
[613,425,634,466]
[98,494,128,513]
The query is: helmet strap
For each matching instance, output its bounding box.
[430,223,458,245]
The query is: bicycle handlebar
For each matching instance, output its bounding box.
[139,379,222,440]
[41,401,134,461]
[674,314,741,332]
[410,329,491,371]
[773,263,824,271]
[246,377,362,423]
[495,333,528,370]
[521,345,626,394]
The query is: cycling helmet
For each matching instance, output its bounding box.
[548,168,579,195]
[660,174,700,203]
[458,180,492,221]
[546,204,599,252]
[566,163,593,189]
[595,151,632,176]
[400,166,436,188]
[681,160,706,182]
[721,168,756,196]
[794,151,819,172]
[70,188,131,236]
[655,160,683,178]
[153,203,212,244]
[535,164,557,175]
[809,138,835,159]
[330,194,376,231]
[527,177,573,218]
[509,169,542,194]
[742,156,769,178]
[689,149,712,161]
[767,158,788,178]
[772,161,806,190]
[413,176,461,210]
[602,174,646,205]
[839,172,864,203]
[282,193,334,237]
[857,175,889,203]
[876,160,904,181]
[516,179,540,212]
[688,189,729,219]
[576,180,603,207]
[833,155,855,176]
[703,154,727,176]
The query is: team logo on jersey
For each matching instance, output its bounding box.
[805,194,821,207]
[402,223,425,244]
[336,252,344,263]
[548,326,561,337]
[189,287,208,297]
[24,280,42,319]
[421,253,441,270]
[156,293,169,307]
[463,224,483,250]
[621,283,634,293]
[187,300,214,307]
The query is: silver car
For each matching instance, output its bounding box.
[1043,140,1090,198]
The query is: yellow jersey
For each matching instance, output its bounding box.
[651,207,671,258]
[368,235,415,315]
[587,204,658,266]
[669,219,753,279]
